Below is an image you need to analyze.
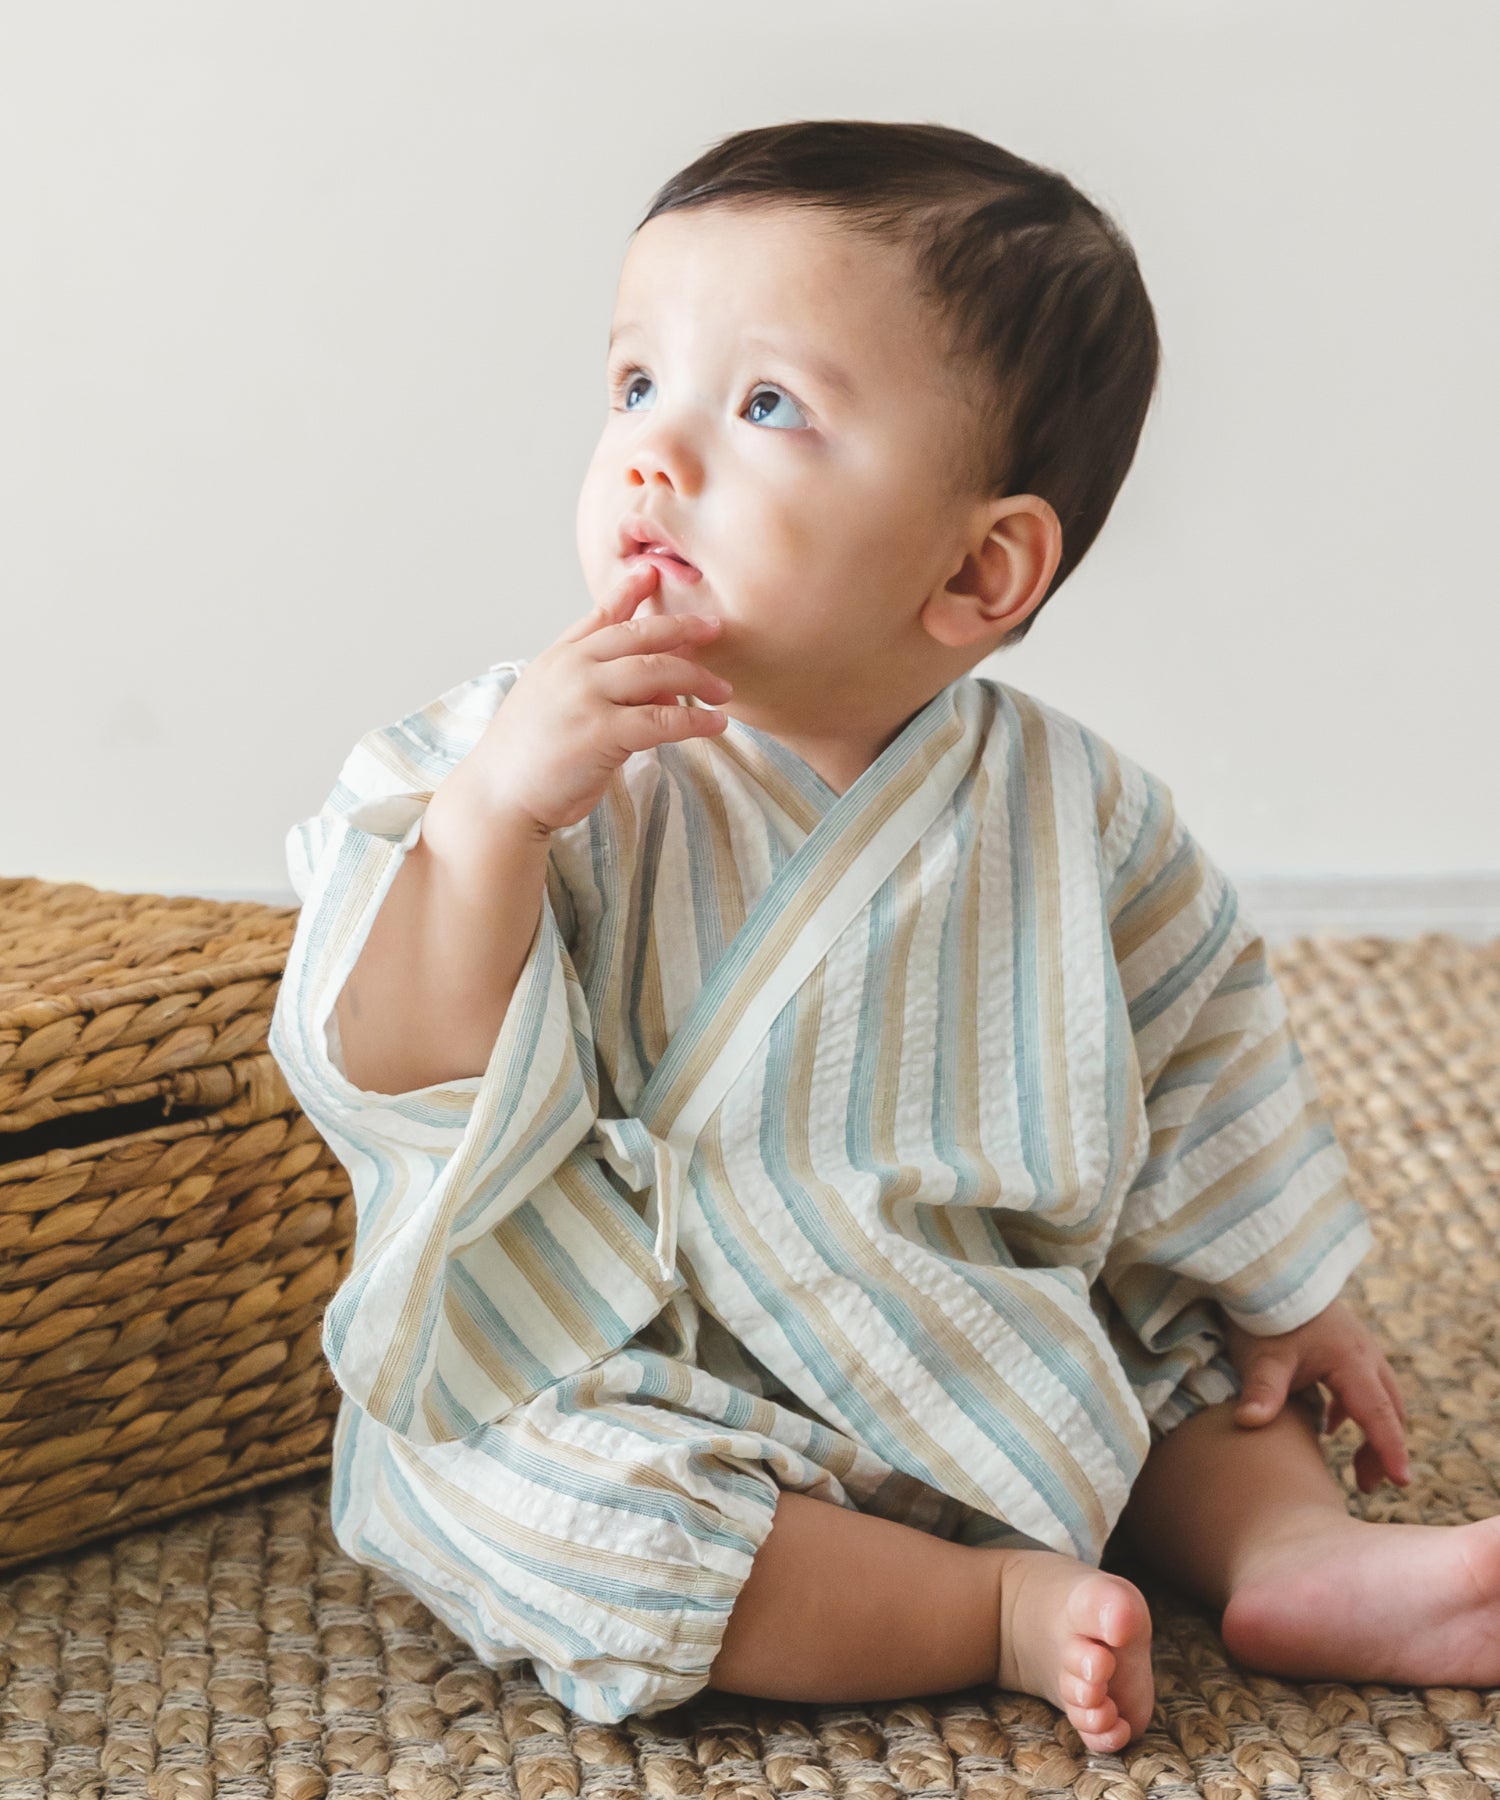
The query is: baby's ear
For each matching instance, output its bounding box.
[952,495,1060,639]
[979,496,1066,615]
[919,583,996,650]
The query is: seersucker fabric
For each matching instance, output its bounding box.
[267,661,1373,1718]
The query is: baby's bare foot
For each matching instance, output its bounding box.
[995,1548,1155,1754]
[1223,1506,1500,1684]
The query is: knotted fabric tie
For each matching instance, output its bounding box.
[587,1116,686,1283]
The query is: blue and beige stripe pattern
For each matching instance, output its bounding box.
[269,660,1372,1704]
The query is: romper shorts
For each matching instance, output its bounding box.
[326,1288,1246,1723]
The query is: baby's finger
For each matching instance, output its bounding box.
[1234,1353,1297,1425]
[558,562,661,645]
[586,608,723,665]
[1351,1438,1389,1496]
[611,697,733,755]
[1336,1359,1411,1488]
[1379,1359,1408,1426]
[596,651,732,710]
[1377,1362,1412,1484]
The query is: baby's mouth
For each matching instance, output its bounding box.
[625,541,701,580]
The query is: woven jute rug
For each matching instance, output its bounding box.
[1,931,1496,1800]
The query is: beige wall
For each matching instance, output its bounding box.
[4,0,1496,913]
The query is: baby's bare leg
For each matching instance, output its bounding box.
[707,1490,1005,1701]
[707,1489,1157,1753]
[1112,1395,1500,1685]
[1111,1391,1344,1609]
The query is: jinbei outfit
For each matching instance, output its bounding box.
[269,663,1372,1719]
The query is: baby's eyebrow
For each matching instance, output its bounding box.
[742,332,858,402]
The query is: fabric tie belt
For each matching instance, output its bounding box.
[587,1115,687,1283]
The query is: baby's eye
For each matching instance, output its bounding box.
[744,385,808,430]
[619,371,654,411]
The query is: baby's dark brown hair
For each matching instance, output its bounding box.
[635,120,1160,647]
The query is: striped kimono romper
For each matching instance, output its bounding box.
[267,661,1373,1722]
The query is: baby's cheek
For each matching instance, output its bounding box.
[574,462,609,548]
[782,514,869,596]
[722,522,811,607]
[754,508,820,565]
[578,550,614,611]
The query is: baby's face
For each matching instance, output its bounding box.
[575,204,990,712]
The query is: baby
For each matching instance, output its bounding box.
[269,120,1500,1755]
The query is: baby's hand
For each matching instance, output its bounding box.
[471,561,733,835]
[1223,1298,1412,1494]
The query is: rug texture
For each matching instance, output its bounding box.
[1,932,1496,1800]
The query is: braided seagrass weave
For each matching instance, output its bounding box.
[0,875,343,1568]
[0,929,1496,1796]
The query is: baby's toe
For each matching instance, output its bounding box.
[1068,1693,1121,1736]
[1073,1707,1131,1754]
[1062,1669,1109,1709]
[1063,1635,1115,1685]
[1067,1572,1151,1650]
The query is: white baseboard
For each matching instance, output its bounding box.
[1226,874,1500,945]
[166,874,1500,947]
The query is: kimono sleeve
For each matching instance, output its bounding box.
[1094,750,1375,1351]
[267,660,644,1446]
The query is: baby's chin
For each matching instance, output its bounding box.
[629,583,720,626]
[628,585,669,620]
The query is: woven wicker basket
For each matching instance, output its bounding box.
[0,873,351,1572]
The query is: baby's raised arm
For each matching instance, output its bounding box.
[334,561,731,1094]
